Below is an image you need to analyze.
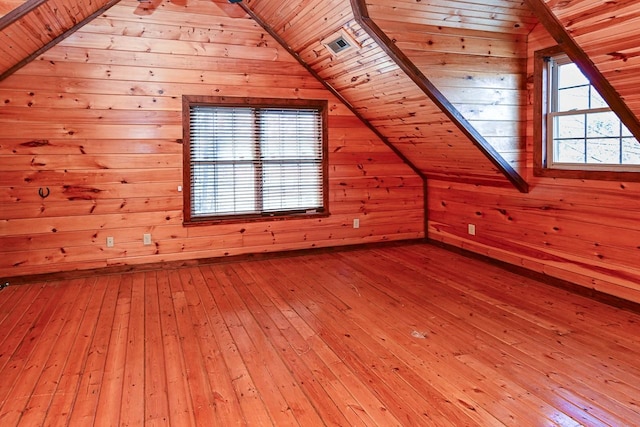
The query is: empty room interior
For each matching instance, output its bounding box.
[1,0,640,425]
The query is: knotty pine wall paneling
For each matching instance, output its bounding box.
[427,24,640,303]
[368,8,530,174]
[0,0,424,278]
[244,0,516,189]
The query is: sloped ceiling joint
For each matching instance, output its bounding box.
[350,0,530,194]
[0,0,124,82]
[234,0,427,182]
[524,0,640,143]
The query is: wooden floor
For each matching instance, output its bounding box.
[1,243,640,426]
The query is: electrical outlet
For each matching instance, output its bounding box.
[353,218,360,229]
[106,236,114,247]
[143,233,152,245]
[468,224,476,236]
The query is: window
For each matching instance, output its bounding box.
[182,96,328,224]
[534,47,640,178]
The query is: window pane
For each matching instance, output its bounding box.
[622,139,640,165]
[557,62,588,89]
[587,111,618,138]
[557,85,589,111]
[546,55,640,171]
[186,100,325,220]
[590,87,607,109]
[555,139,585,163]
[262,162,321,211]
[191,107,255,161]
[586,138,620,164]
[192,163,256,216]
[192,164,217,214]
[260,109,322,160]
[555,115,584,139]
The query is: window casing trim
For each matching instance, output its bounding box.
[533,46,640,181]
[182,96,330,225]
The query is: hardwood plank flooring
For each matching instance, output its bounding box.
[1,243,640,426]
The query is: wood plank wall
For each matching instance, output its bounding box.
[427,24,640,303]
[0,0,424,278]
[372,17,529,173]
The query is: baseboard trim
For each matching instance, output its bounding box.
[427,238,640,314]
[5,238,637,314]
[2,239,427,286]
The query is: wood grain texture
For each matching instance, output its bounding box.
[524,0,640,144]
[366,0,537,35]
[427,24,640,304]
[352,0,528,192]
[2,0,639,307]
[428,179,640,303]
[0,0,122,80]
[368,10,529,176]
[2,243,640,425]
[0,0,424,277]
[244,0,517,188]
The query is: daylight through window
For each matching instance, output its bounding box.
[183,97,327,223]
[546,55,640,170]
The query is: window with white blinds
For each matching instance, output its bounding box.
[183,97,327,223]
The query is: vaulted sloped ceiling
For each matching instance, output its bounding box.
[242,0,528,190]
[366,0,539,34]
[0,0,121,79]
[526,0,640,139]
[364,0,536,186]
[0,1,26,17]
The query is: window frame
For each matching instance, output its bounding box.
[533,46,640,181]
[182,95,329,225]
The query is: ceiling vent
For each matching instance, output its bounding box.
[327,36,351,54]
[321,29,359,57]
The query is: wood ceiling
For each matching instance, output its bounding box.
[237,0,528,190]
[367,0,538,34]
[0,0,121,79]
[0,1,26,17]
[1,0,639,192]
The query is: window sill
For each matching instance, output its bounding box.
[183,210,330,227]
[534,167,640,182]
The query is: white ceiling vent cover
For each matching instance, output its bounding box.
[321,29,360,57]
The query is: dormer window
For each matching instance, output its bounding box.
[548,54,640,169]
[534,47,640,179]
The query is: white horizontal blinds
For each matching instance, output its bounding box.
[189,105,323,218]
[190,106,257,217]
[259,108,323,212]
